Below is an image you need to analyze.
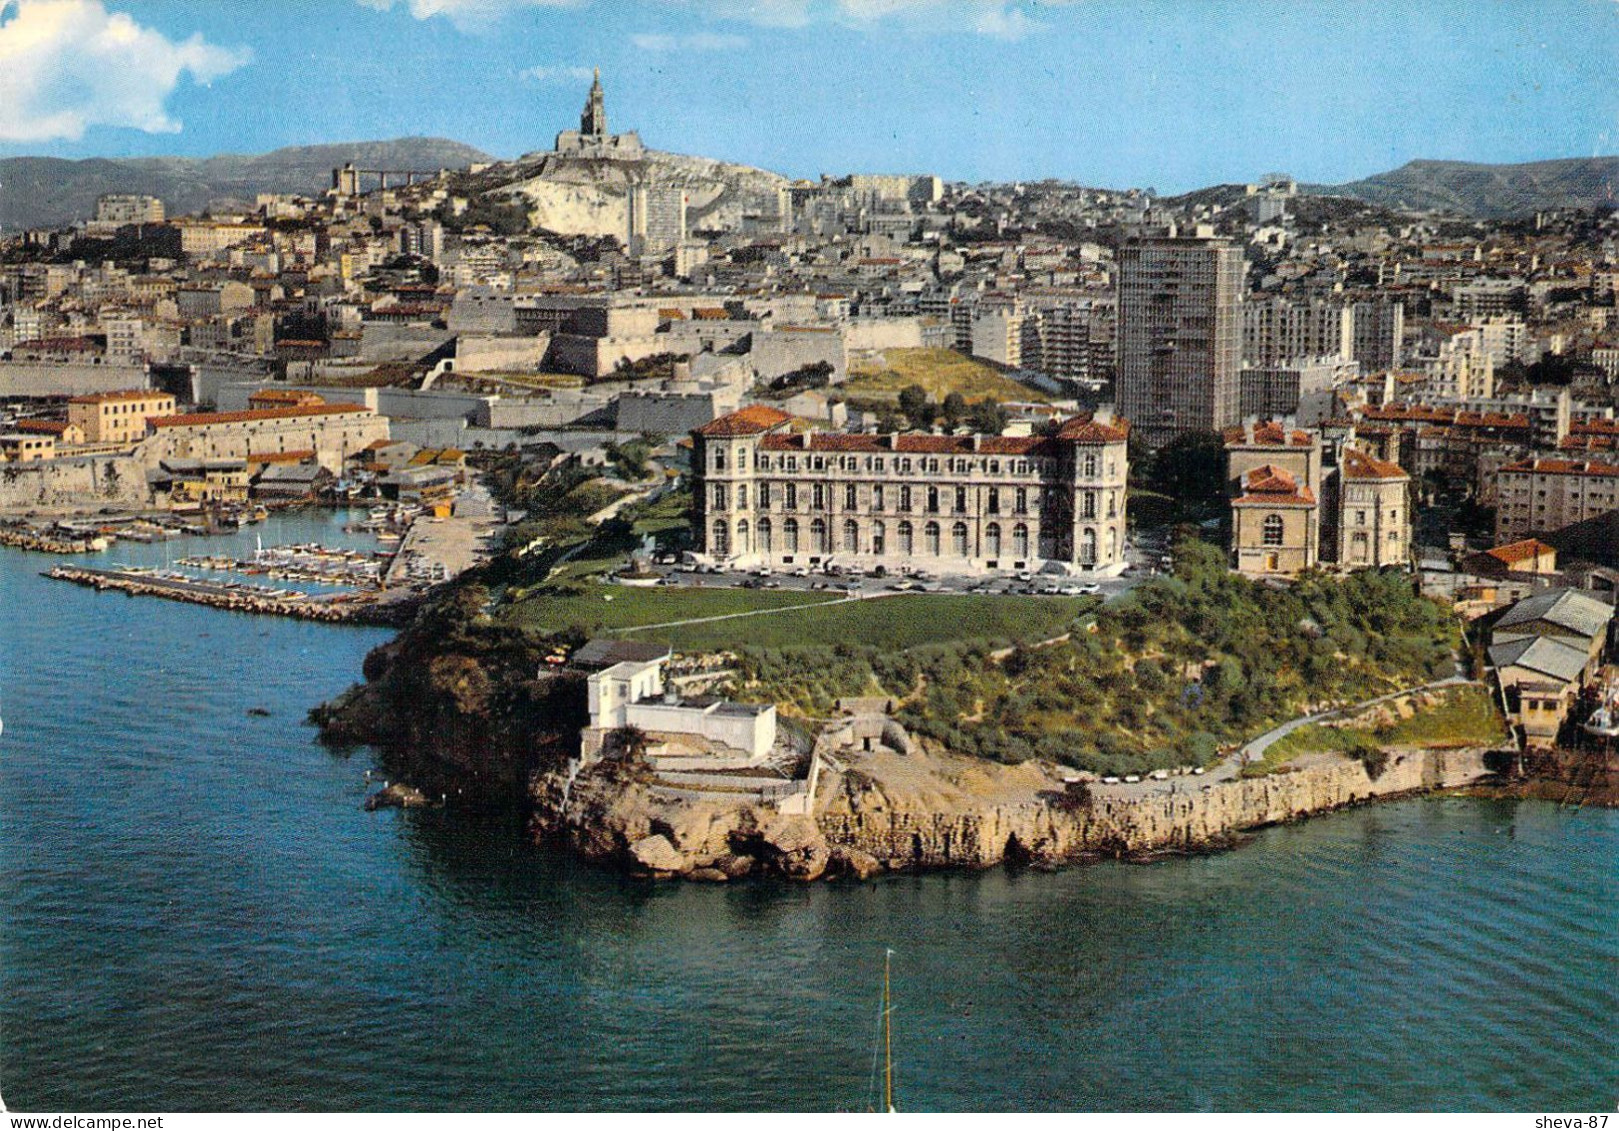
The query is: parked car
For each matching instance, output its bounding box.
[1078,583,1101,595]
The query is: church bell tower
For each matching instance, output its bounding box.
[580,68,607,137]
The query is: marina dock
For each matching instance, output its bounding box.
[45,565,414,626]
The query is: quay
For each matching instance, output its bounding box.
[0,526,108,554]
[45,565,414,626]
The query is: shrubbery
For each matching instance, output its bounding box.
[733,533,1459,774]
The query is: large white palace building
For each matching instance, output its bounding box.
[690,406,1130,575]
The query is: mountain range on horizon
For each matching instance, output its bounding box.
[1,138,1614,234]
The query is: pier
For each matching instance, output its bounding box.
[45,565,414,626]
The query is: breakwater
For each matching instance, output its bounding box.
[0,526,107,554]
[45,565,412,626]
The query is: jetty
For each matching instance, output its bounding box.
[45,565,413,626]
[0,526,108,554]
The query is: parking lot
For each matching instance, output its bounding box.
[637,546,1169,602]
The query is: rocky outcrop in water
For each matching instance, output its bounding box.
[528,742,1493,880]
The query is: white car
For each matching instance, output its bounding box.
[1078,583,1101,595]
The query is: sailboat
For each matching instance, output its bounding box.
[867,947,898,1112]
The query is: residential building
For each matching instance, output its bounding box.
[1242,298,1352,366]
[1495,457,1619,542]
[95,194,165,225]
[0,433,55,461]
[1350,300,1405,371]
[1489,588,1614,748]
[690,405,1131,575]
[67,390,177,445]
[1335,448,1411,569]
[1117,234,1244,443]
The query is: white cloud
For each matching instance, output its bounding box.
[523,63,595,84]
[358,0,580,31]
[0,0,251,143]
[660,0,1048,39]
[834,0,1046,39]
[631,31,749,52]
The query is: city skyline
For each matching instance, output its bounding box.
[0,0,1615,192]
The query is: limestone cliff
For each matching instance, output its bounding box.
[528,742,1494,880]
[486,149,788,239]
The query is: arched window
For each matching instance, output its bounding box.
[1263,514,1284,547]
[712,519,729,557]
[898,521,914,555]
[951,521,968,556]
[843,518,859,552]
[924,521,941,556]
[784,518,799,553]
[758,517,773,553]
[811,517,829,553]
[735,519,750,555]
[1081,528,1097,565]
[872,520,886,555]
[986,523,1002,557]
[1012,523,1029,559]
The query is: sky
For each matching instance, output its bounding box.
[0,0,1614,192]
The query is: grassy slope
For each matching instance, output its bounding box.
[1256,685,1508,772]
[845,348,1052,404]
[622,592,1094,652]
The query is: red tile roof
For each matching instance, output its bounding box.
[1486,538,1556,566]
[1057,413,1130,443]
[1223,421,1313,447]
[1233,463,1316,506]
[149,404,370,429]
[1340,447,1408,481]
[694,405,795,437]
[1499,457,1619,478]
[759,432,1051,456]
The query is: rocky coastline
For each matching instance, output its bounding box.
[525,738,1498,881]
[312,583,1526,883]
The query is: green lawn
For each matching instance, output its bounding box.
[620,592,1096,652]
[501,583,841,637]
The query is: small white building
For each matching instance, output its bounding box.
[577,641,778,762]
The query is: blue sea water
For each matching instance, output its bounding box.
[1,512,1614,1112]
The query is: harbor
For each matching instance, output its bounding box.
[44,564,414,625]
[31,487,503,623]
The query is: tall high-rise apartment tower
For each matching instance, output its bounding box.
[1117,234,1244,445]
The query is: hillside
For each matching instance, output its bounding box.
[0,137,493,230]
[482,146,790,240]
[1306,156,1619,219]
